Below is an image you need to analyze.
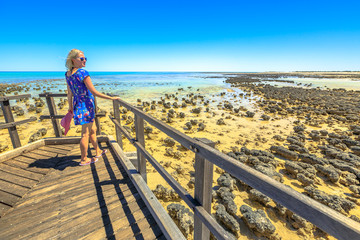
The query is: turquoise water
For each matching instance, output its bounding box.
[0,71,229,102]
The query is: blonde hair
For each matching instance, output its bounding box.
[65,49,83,71]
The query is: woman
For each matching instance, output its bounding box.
[65,49,119,166]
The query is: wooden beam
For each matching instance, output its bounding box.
[44,94,62,138]
[112,99,123,148]
[1,100,21,148]
[43,135,109,145]
[0,94,31,102]
[0,139,45,163]
[134,106,146,183]
[194,138,215,240]
[39,113,105,120]
[0,117,37,129]
[38,93,67,98]
[93,97,101,135]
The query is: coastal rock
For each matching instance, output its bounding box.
[270,146,298,161]
[349,185,360,195]
[153,184,181,201]
[240,205,276,237]
[246,111,255,118]
[253,164,284,182]
[249,189,271,205]
[185,122,192,130]
[164,137,176,147]
[216,187,237,216]
[261,114,270,121]
[191,107,201,114]
[304,186,355,213]
[299,153,328,165]
[217,173,235,191]
[215,204,240,236]
[198,122,205,131]
[167,203,194,238]
[315,164,340,183]
[216,118,226,125]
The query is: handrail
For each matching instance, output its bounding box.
[109,117,232,239]
[0,94,36,149]
[0,117,37,129]
[111,98,360,240]
[0,94,31,102]
[39,92,102,136]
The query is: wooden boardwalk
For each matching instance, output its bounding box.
[0,142,166,240]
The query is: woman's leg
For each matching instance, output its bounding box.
[80,122,93,162]
[89,121,102,156]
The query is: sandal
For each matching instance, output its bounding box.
[95,149,107,158]
[79,157,98,166]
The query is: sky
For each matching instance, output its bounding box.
[0,0,359,72]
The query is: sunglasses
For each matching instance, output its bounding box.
[77,57,87,61]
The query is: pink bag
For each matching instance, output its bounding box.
[61,111,74,136]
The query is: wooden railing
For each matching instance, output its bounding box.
[109,98,360,240]
[39,92,105,136]
[0,94,37,148]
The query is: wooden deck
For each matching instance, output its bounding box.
[0,141,166,240]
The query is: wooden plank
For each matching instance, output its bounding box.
[0,179,29,197]
[0,202,11,217]
[43,135,108,145]
[135,106,147,182]
[194,138,215,240]
[0,190,20,207]
[3,160,49,174]
[0,94,31,102]
[45,95,62,137]
[0,170,38,188]
[0,117,37,129]
[94,97,101,135]
[0,139,45,163]
[39,93,67,98]
[1,99,21,148]
[113,99,123,148]
[39,112,105,120]
[0,164,44,181]
[108,136,186,240]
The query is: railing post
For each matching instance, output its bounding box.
[1,99,21,148]
[194,138,215,240]
[113,99,123,148]
[94,97,101,135]
[134,106,146,183]
[45,93,62,138]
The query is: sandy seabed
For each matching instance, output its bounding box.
[1,72,360,240]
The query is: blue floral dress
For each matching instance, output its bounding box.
[65,69,95,125]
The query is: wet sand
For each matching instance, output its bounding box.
[1,72,359,239]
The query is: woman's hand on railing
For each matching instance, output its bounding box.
[111,96,120,101]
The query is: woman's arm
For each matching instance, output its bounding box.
[67,83,73,112]
[84,76,119,100]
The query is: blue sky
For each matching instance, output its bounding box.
[0,0,359,71]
